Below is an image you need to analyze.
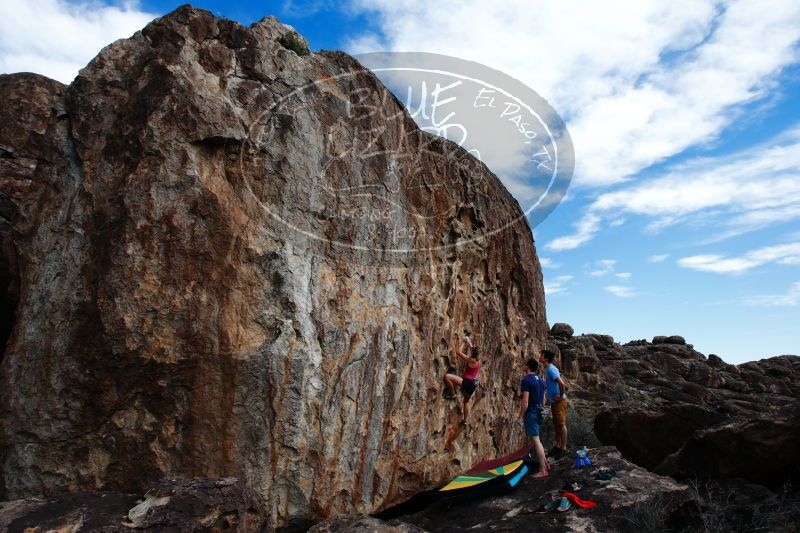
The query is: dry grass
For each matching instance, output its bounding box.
[689,479,800,532]
[621,493,669,533]
[538,403,600,450]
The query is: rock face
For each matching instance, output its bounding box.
[0,73,66,357]
[548,326,800,489]
[0,6,547,528]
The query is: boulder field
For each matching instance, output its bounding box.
[548,323,800,489]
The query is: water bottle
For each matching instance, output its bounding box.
[574,446,592,468]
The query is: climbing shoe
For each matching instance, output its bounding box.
[549,447,566,459]
[593,468,617,481]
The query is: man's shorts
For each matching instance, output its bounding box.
[552,398,568,426]
[524,409,544,437]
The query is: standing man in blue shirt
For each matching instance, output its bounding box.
[519,358,548,478]
[541,349,569,458]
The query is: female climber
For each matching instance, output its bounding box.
[443,332,481,427]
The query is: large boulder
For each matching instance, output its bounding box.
[0,6,548,528]
[655,400,800,486]
[549,322,574,337]
[652,335,686,345]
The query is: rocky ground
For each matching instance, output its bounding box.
[313,446,699,533]
[0,479,270,532]
[2,443,798,531]
[0,448,699,532]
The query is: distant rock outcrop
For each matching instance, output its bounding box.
[0,5,547,528]
[548,325,800,489]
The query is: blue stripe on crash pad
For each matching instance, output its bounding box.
[508,464,528,487]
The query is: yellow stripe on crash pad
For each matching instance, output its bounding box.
[439,460,523,492]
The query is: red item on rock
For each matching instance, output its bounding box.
[560,492,597,508]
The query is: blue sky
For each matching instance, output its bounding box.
[2,0,799,363]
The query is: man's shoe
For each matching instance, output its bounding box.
[541,497,559,512]
[557,497,571,512]
[532,471,549,479]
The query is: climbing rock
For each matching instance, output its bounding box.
[0,5,547,528]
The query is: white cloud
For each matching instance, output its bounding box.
[546,213,601,251]
[605,285,636,298]
[0,0,156,84]
[281,0,329,18]
[345,31,386,54]
[648,254,670,263]
[744,281,800,306]
[549,124,800,249]
[677,241,800,274]
[539,257,560,269]
[347,0,800,188]
[609,217,626,228]
[587,259,617,277]
[544,275,573,295]
[584,259,632,279]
